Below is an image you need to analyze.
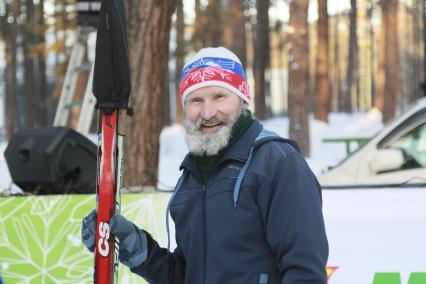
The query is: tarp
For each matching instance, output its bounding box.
[92,0,131,109]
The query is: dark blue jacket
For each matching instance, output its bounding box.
[132,120,329,284]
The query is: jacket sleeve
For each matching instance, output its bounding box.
[256,147,329,284]
[130,231,186,284]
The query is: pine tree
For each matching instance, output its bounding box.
[253,0,270,119]
[125,0,176,188]
[175,0,185,124]
[376,0,399,123]
[288,0,310,156]
[314,0,330,122]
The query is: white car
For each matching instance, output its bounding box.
[319,97,426,188]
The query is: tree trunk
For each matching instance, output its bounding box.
[382,0,399,123]
[423,0,426,98]
[368,0,376,109]
[254,0,270,120]
[175,0,185,124]
[314,0,329,122]
[192,0,204,50]
[376,0,399,122]
[223,0,247,69]
[51,0,74,126]
[126,0,176,188]
[411,0,421,103]
[34,0,48,126]
[288,0,310,157]
[163,67,171,126]
[5,0,19,141]
[342,0,357,113]
[23,0,35,128]
[205,0,223,46]
[331,14,341,112]
[376,1,387,113]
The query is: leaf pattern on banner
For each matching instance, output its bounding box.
[0,193,170,284]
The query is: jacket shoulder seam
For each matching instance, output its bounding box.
[271,141,297,159]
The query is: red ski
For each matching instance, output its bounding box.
[91,0,132,281]
[94,109,122,283]
[95,110,116,283]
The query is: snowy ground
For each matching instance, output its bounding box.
[0,110,383,192]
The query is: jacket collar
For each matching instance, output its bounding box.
[180,120,263,174]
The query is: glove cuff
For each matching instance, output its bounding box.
[122,229,148,268]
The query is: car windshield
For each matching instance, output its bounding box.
[390,122,426,167]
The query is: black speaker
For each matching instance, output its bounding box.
[4,127,97,194]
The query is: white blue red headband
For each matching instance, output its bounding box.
[179,47,250,104]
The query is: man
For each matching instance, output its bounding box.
[82,47,328,283]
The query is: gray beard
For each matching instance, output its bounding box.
[184,106,243,156]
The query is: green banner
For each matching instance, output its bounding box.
[373,273,426,284]
[0,193,171,283]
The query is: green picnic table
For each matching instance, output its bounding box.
[322,136,370,155]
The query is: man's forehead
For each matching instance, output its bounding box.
[187,86,235,99]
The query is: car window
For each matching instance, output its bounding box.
[388,121,426,168]
[378,107,426,148]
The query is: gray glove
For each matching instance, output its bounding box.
[81,211,148,269]
[110,214,148,268]
[81,209,97,252]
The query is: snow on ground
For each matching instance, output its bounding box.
[0,142,12,192]
[0,110,383,192]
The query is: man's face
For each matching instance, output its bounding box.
[183,86,246,156]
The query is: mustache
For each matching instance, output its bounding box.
[184,102,245,136]
[193,116,231,129]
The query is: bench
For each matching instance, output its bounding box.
[322,137,370,156]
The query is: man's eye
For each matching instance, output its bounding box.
[215,94,225,100]
[190,98,202,103]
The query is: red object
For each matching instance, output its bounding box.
[180,65,250,101]
[95,110,118,283]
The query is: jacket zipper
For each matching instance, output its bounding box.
[202,184,207,284]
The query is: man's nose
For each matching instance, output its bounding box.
[201,102,217,120]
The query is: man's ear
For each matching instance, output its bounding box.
[242,100,249,109]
